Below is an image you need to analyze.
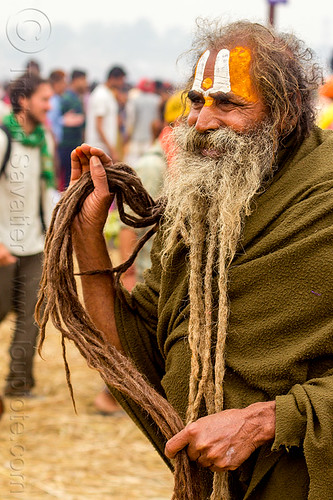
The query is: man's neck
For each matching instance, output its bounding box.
[15,112,37,135]
[105,81,116,93]
[69,85,79,95]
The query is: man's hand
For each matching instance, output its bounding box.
[70,144,124,353]
[0,243,17,267]
[165,401,276,472]
[70,144,114,234]
[63,110,85,127]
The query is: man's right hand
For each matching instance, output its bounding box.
[70,144,114,235]
[69,144,124,353]
[0,243,17,267]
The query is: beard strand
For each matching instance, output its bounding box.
[160,121,278,423]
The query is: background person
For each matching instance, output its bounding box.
[85,66,127,162]
[124,78,161,166]
[0,73,54,398]
[58,69,87,190]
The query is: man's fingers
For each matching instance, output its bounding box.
[197,455,213,468]
[164,428,190,459]
[80,143,113,167]
[70,147,98,187]
[89,146,113,166]
[76,146,90,173]
[70,150,82,185]
[186,442,202,462]
[80,143,93,158]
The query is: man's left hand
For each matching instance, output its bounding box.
[164,401,276,472]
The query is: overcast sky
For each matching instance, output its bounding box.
[4,0,331,43]
[0,0,332,83]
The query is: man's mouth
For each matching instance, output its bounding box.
[201,148,222,158]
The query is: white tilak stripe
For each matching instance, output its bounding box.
[192,50,210,93]
[191,48,231,96]
[212,49,231,94]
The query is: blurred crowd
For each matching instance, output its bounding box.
[0,59,191,285]
[0,59,176,189]
[0,58,189,414]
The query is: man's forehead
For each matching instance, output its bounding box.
[192,46,257,103]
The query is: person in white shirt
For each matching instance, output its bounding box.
[0,73,54,399]
[85,66,126,162]
[124,79,161,166]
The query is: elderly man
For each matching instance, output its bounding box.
[70,21,332,499]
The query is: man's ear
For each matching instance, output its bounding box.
[18,95,29,111]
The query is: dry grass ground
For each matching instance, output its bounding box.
[0,312,173,500]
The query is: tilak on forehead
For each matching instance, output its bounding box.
[191,46,257,106]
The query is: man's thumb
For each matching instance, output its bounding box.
[90,156,110,195]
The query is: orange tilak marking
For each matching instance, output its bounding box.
[229,46,257,102]
[202,77,213,90]
[204,96,214,107]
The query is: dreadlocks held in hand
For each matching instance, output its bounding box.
[36,161,202,499]
[36,19,332,500]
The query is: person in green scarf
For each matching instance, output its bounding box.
[0,73,54,400]
[70,21,332,499]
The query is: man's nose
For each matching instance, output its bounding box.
[193,106,221,133]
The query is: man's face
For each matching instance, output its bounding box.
[54,77,67,95]
[109,76,126,90]
[73,76,88,95]
[187,46,267,136]
[21,82,53,125]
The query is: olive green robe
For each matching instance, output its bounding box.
[113,127,333,499]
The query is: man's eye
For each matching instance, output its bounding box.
[219,101,236,107]
[190,96,203,104]
[191,100,203,108]
[216,99,244,108]
[188,91,204,105]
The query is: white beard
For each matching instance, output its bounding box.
[162,121,277,259]
[161,120,278,425]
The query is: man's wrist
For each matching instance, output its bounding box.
[72,225,112,273]
[72,226,106,253]
[72,223,104,243]
[244,400,276,446]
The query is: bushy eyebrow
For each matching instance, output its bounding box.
[188,89,247,106]
[188,90,204,102]
[210,92,248,105]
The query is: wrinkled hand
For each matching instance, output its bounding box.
[0,243,17,267]
[70,144,114,234]
[165,402,276,472]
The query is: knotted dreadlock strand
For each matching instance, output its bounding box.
[35,163,202,500]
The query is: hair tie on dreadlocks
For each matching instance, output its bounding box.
[35,162,202,500]
[74,269,113,276]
